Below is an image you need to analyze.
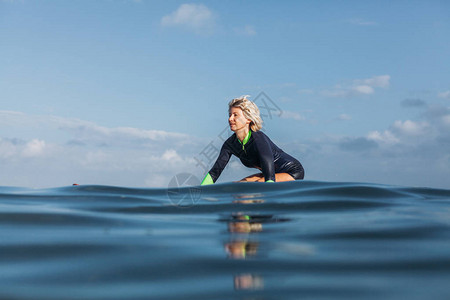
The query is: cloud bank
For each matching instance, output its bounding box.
[1,103,449,189]
[0,111,202,188]
[310,104,450,188]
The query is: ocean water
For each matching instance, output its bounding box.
[1,180,450,300]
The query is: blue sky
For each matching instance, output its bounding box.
[1,0,449,188]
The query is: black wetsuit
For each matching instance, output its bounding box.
[208,130,304,182]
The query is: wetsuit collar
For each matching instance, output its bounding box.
[237,130,251,150]
[243,130,251,145]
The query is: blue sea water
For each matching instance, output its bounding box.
[1,181,450,300]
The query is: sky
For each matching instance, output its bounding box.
[1,0,449,189]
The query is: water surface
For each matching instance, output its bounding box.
[1,181,449,299]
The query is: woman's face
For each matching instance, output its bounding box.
[229,107,250,132]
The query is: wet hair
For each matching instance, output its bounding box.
[228,95,263,132]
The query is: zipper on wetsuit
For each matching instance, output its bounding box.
[238,131,252,154]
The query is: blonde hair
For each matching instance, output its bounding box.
[228,95,263,132]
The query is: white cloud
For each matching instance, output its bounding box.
[0,110,196,149]
[161,3,216,35]
[0,138,49,159]
[321,89,348,98]
[352,85,374,95]
[366,120,431,148]
[438,91,450,99]
[367,130,399,145]
[0,110,29,127]
[162,149,182,161]
[358,106,450,152]
[391,120,430,136]
[0,111,197,144]
[280,110,305,121]
[321,75,390,98]
[22,139,46,157]
[61,121,193,147]
[337,114,352,121]
[357,75,390,88]
[0,110,24,117]
[342,106,447,152]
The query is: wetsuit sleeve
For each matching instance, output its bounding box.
[253,133,276,182]
[206,142,233,183]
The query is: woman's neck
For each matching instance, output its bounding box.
[235,127,250,142]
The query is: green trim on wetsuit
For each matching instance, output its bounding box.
[201,173,214,185]
[201,131,253,185]
[237,130,252,151]
[266,180,274,183]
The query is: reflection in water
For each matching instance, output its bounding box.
[225,212,264,290]
[225,193,269,292]
[225,213,290,259]
[232,199,265,204]
[232,193,265,204]
[224,193,292,291]
[228,215,263,233]
[225,213,264,259]
[234,273,264,290]
[225,240,259,259]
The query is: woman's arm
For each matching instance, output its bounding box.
[201,142,232,185]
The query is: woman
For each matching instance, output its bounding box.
[201,96,304,185]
